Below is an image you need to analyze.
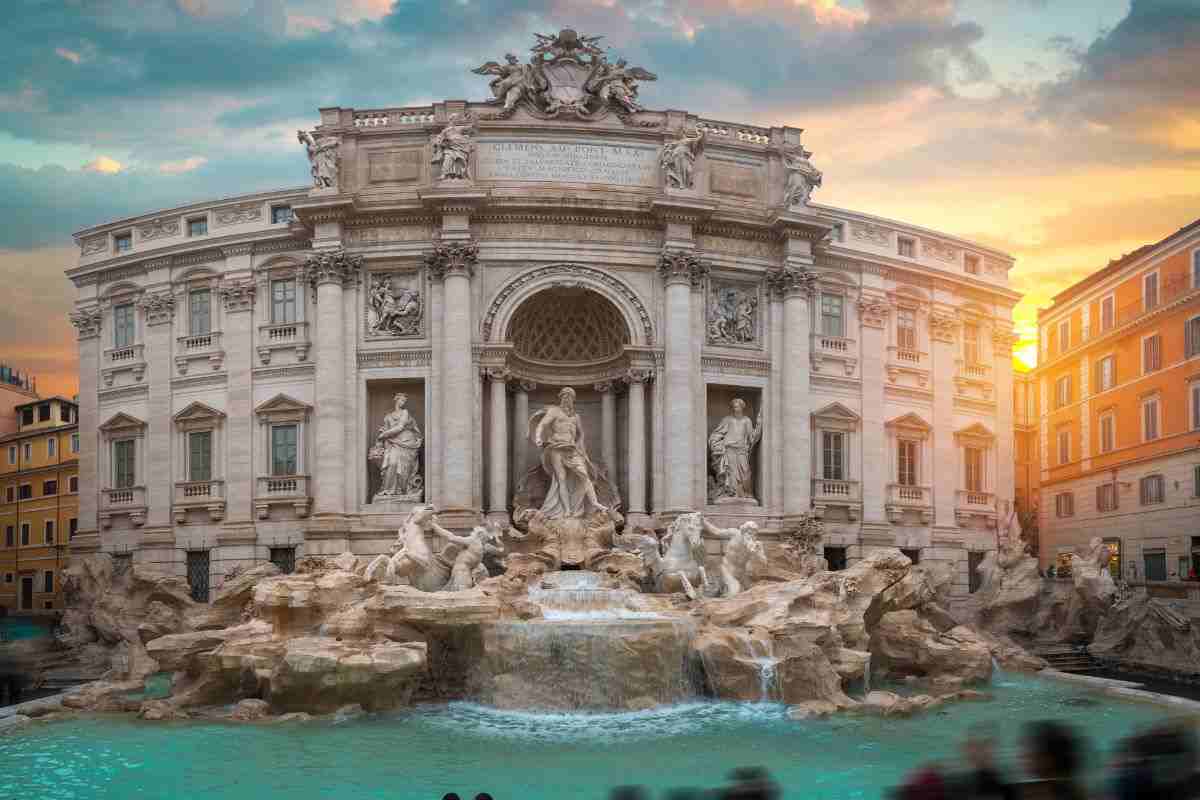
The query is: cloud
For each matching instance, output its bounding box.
[82,156,123,174]
[158,156,208,175]
[54,47,82,64]
[0,246,79,397]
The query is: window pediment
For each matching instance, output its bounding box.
[99,412,146,437]
[255,393,311,423]
[812,401,861,431]
[886,412,931,439]
[954,422,995,446]
[174,401,226,430]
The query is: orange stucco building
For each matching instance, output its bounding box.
[1034,219,1200,581]
[0,396,79,613]
[1013,366,1039,539]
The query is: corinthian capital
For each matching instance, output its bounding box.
[657,249,709,289]
[219,279,256,313]
[424,240,479,281]
[304,248,362,289]
[137,291,176,326]
[765,266,817,299]
[68,307,103,339]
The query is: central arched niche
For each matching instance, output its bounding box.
[506,287,630,365]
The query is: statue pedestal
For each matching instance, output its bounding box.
[713,496,760,507]
[362,498,421,515]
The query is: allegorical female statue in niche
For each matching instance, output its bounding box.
[370,392,423,501]
[708,397,763,503]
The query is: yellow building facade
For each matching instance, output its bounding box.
[0,396,79,614]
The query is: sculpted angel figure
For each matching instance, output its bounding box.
[708,398,763,501]
[782,146,823,206]
[660,127,704,190]
[530,387,607,519]
[472,54,546,111]
[431,114,475,180]
[586,58,656,114]
[372,392,423,500]
[297,129,339,189]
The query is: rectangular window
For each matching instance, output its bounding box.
[4,526,12,547]
[1143,398,1160,442]
[113,302,136,348]
[1058,319,1070,354]
[1194,250,1200,289]
[271,424,298,476]
[1195,464,1200,498]
[964,254,980,275]
[69,476,78,493]
[113,439,136,489]
[18,484,31,500]
[963,323,980,364]
[1097,355,1115,392]
[1055,492,1074,518]
[272,205,293,224]
[38,403,50,422]
[42,480,56,496]
[1056,375,1072,408]
[4,486,12,502]
[44,520,54,544]
[1144,550,1167,582]
[897,440,918,486]
[1097,482,1118,512]
[187,217,207,237]
[1187,317,1200,359]
[820,294,844,338]
[114,233,132,252]
[830,222,845,243]
[1101,295,1114,332]
[20,407,32,426]
[900,548,921,565]
[43,570,53,593]
[1143,334,1161,373]
[1058,430,1070,465]
[1099,412,1115,454]
[188,431,213,482]
[1193,383,1200,431]
[20,522,29,546]
[7,445,14,465]
[70,433,79,454]
[1140,474,1165,506]
[824,546,847,572]
[964,447,984,492]
[822,431,844,480]
[897,308,917,351]
[1144,272,1159,311]
[69,518,77,539]
[898,236,915,258]
[47,437,56,458]
[269,546,296,575]
[22,442,31,462]
[271,279,297,324]
[189,289,212,336]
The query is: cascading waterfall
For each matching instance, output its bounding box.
[747,638,781,703]
[474,571,703,711]
[862,656,872,697]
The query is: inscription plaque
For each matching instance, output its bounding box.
[476,141,658,187]
[368,149,422,183]
[709,163,759,198]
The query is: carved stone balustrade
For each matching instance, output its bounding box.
[101,343,146,386]
[810,333,857,377]
[173,480,226,524]
[811,478,861,521]
[256,321,310,365]
[175,331,225,375]
[885,483,932,524]
[955,490,997,527]
[885,346,930,388]
[254,475,311,520]
[100,486,147,528]
[954,359,993,399]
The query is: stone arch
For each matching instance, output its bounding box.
[255,254,304,274]
[507,288,630,364]
[482,263,654,346]
[101,281,142,300]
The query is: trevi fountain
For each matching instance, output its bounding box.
[3,28,1190,800]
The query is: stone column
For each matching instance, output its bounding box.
[657,250,708,513]
[68,308,103,539]
[305,249,360,519]
[596,381,617,479]
[511,381,533,489]
[858,295,890,523]
[624,370,650,527]
[139,291,176,529]
[929,310,959,526]
[993,328,1017,516]
[425,241,479,513]
[768,266,817,522]
[219,279,256,524]
[487,368,509,523]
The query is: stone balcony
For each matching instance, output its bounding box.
[954,360,993,399]
[255,475,311,520]
[885,483,932,524]
[257,321,310,365]
[101,343,146,386]
[173,479,226,524]
[810,333,857,376]
[175,331,225,375]
[99,486,147,528]
[955,489,997,526]
[811,478,861,520]
[885,346,929,387]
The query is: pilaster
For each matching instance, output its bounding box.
[139,291,175,529]
[929,309,959,527]
[69,308,103,541]
[768,264,817,524]
[858,290,889,524]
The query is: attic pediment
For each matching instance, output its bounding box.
[98,412,146,433]
[255,393,312,422]
[812,402,861,431]
[954,422,995,444]
[174,401,226,423]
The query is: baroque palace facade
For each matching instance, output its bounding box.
[66,30,1018,599]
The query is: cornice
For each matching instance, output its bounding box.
[68,233,312,286]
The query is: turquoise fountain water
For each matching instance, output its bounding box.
[0,672,1183,800]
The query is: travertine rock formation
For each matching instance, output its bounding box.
[1091,594,1200,675]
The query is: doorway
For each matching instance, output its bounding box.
[19,576,33,610]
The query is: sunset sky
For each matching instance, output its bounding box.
[2,0,1198,395]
